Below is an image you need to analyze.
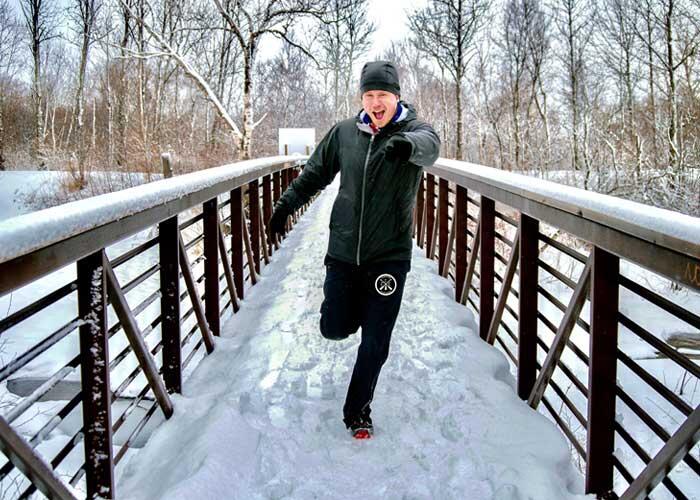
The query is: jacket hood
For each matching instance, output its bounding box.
[356,101,416,135]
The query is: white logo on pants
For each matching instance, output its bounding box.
[375,274,397,296]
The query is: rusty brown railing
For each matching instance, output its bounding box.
[0,156,307,499]
[0,154,698,499]
[418,159,700,499]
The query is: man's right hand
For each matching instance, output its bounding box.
[269,202,291,238]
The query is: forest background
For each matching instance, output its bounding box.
[0,0,698,216]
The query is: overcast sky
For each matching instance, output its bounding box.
[366,0,426,57]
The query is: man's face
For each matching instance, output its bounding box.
[362,90,399,128]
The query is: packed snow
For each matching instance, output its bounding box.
[0,156,304,264]
[117,179,590,500]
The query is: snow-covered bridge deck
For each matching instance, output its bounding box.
[117,181,587,500]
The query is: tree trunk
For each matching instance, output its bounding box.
[645,2,659,167]
[665,1,679,169]
[567,3,580,171]
[32,32,43,165]
[239,51,254,160]
[75,17,91,189]
[0,91,5,171]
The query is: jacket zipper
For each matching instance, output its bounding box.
[356,135,375,265]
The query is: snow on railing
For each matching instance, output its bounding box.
[433,159,700,261]
[0,155,307,265]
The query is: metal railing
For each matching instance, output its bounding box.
[418,159,700,499]
[0,155,698,499]
[0,156,308,499]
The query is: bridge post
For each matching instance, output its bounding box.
[249,179,261,273]
[425,174,436,258]
[281,169,290,235]
[77,251,114,499]
[159,215,181,393]
[438,178,449,273]
[203,198,220,336]
[262,174,272,256]
[230,188,244,300]
[479,196,495,341]
[518,214,539,400]
[455,185,468,301]
[416,173,425,246]
[586,246,619,497]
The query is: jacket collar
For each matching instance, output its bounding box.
[356,101,414,135]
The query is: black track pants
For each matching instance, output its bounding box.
[319,255,410,422]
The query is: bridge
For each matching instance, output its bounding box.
[0,156,697,499]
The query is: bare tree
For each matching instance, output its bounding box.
[409,0,491,160]
[595,0,641,174]
[69,0,102,187]
[317,0,375,121]
[19,0,58,166]
[498,0,548,170]
[213,0,327,159]
[553,0,594,176]
[0,0,22,170]
[634,0,700,170]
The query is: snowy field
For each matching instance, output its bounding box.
[116,181,590,500]
[0,171,63,221]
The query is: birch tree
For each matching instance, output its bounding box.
[19,0,58,165]
[70,0,102,187]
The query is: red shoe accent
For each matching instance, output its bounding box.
[353,429,372,440]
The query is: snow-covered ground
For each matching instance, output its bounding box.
[116,181,590,500]
[0,171,63,221]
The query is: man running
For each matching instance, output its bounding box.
[269,61,440,439]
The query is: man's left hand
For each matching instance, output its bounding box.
[384,135,413,162]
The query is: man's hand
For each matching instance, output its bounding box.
[269,202,291,239]
[384,135,413,162]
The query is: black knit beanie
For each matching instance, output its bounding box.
[360,61,401,96]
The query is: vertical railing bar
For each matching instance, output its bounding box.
[425,173,436,256]
[528,257,592,409]
[416,173,425,244]
[438,178,449,272]
[455,185,468,301]
[230,188,244,300]
[586,247,620,497]
[479,197,495,340]
[249,179,261,273]
[159,215,181,394]
[77,251,114,499]
[178,233,215,354]
[518,214,539,400]
[262,174,272,256]
[203,198,220,337]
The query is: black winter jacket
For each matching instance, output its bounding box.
[278,102,440,265]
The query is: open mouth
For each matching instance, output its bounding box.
[373,110,386,121]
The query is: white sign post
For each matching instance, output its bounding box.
[278,128,316,156]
